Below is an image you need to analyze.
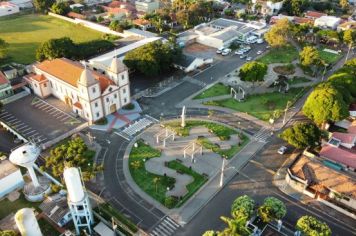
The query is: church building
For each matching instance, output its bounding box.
[25,57,130,122]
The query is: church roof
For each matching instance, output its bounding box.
[36,58,114,92]
[78,66,97,86]
[110,57,127,74]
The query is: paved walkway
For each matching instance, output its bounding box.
[141,125,240,197]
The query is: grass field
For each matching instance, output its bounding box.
[204,87,308,121]
[194,83,230,99]
[0,193,40,219]
[0,13,103,65]
[258,45,299,64]
[318,49,342,64]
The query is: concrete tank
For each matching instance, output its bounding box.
[15,208,43,236]
[64,167,85,203]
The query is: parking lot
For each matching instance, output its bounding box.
[0,95,84,146]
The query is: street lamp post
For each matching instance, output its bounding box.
[282,101,292,125]
[219,158,226,187]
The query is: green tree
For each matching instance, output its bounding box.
[302,83,349,127]
[231,195,255,219]
[343,29,355,62]
[299,46,321,75]
[264,18,291,47]
[258,197,286,222]
[0,38,9,61]
[50,1,70,15]
[36,37,75,61]
[339,0,349,9]
[280,122,321,148]
[239,61,268,86]
[0,230,17,236]
[33,0,55,12]
[296,216,331,236]
[123,41,180,77]
[219,216,250,236]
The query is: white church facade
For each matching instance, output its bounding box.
[25,57,130,122]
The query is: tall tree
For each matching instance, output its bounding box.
[239,61,268,86]
[258,197,287,223]
[339,0,349,9]
[296,216,331,236]
[231,195,255,219]
[219,216,250,236]
[33,0,55,12]
[302,83,349,127]
[343,29,355,63]
[36,37,75,61]
[280,122,321,148]
[264,18,291,47]
[299,46,321,75]
[0,38,8,61]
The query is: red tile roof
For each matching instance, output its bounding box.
[320,144,356,169]
[36,58,114,93]
[133,18,150,26]
[67,12,86,19]
[305,11,327,19]
[293,17,314,25]
[73,102,82,109]
[108,0,121,8]
[348,121,356,134]
[332,132,356,144]
[0,71,9,85]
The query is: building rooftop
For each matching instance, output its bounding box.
[305,11,327,19]
[40,195,69,225]
[0,71,9,85]
[290,155,356,199]
[348,121,356,134]
[36,58,114,92]
[0,159,19,179]
[331,132,356,145]
[210,18,245,29]
[319,144,356,169]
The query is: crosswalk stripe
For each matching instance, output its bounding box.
[157,224,171,235]
[164,218,179,228]
[160,222,175,233]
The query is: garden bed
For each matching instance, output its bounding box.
[204,87,308,121]
[273,64,295,75]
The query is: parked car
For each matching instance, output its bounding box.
[257,38,264,44]
[256,50,263,55]
[240,54,247,59]
[246,56,252,61]
[216,47,225,54]
[278,146,287,155]
[235,50,244,55]
[221,48,232,56]
[266,45,271,49]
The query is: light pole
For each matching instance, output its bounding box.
[219,158,226,187]
[283,101,292,125]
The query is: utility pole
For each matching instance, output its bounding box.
[219,158,225,187]
[283,101,292,125]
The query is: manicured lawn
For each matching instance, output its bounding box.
[318,49,342,64]
[258,45,299,64]
[165,120,237,140]
[288,76,311,85]
[197,134,249,159]
[129,140,176,207]
[167,160,208,207]
[204,87,308,121]
[95,203,138,234]
[0,13,103,65]
[0,193,40,219]
[194,83,230,99]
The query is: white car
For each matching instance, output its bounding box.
[256,50,263,55]
[221,48,232,56]
[257,38,264,44]
[235,50,244,55]
[240,54,247,59]
[246,56,252,61]
[216,47,225,54]
[278,146,287,155]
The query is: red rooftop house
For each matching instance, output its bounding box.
[305,11,327,20]
[320,142,356,171]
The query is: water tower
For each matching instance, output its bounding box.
[64,167,94,235]
[15,208,43,236]
[9,143,51,202]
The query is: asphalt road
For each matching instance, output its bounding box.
[173,113,356,236]
[0,127,18,153]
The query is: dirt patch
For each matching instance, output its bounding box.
[273,64,296,75]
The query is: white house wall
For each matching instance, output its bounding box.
[0,170,24,198]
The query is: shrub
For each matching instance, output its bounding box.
[165,196,178,208]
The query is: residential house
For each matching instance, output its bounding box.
[286,155,356,213]
[337,21,356,31]
[305,11,327,20]
[251,0,283,16]
[135,0,159,14]
[0,159,24,199]
[173,55,213,73]
[0,2,19,17]
[40,194,71,227]
[9,0,32,8]
[319,140,356,171]
[102,5,131,20]
[0,72,13,100]
[314,16,341,29]
[330,132,356,149]
[25,58,131,123]
[133,18,152,30]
